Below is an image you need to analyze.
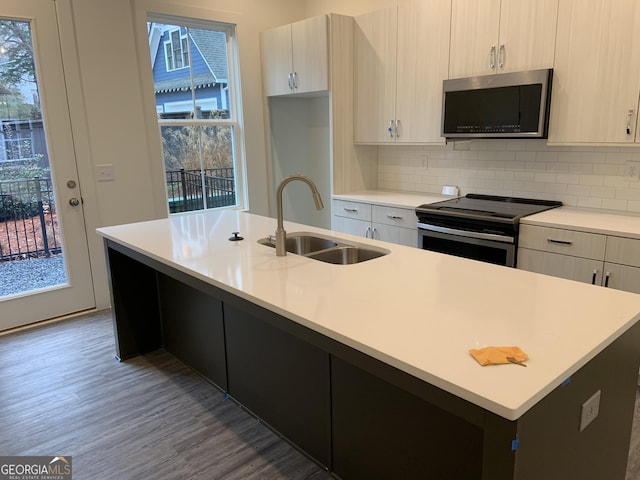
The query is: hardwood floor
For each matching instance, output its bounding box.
[1,309,639,480]
[0,311,332,480]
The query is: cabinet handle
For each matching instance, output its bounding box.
[372,227,377,239]
[365,226,372,238]
[388,120,394,138]
[386,214,403,220]
[627,109,634,135]
[498,44,505,69]
[287,73,293,90]
[344,207,358,213]
[489,45,496,70]
[395,119,400,138]
[292,71,298,89]
[604,271,611,288]
[546,238,573,245]
[591,269,597,285]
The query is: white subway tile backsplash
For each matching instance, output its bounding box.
[377,141,640,212]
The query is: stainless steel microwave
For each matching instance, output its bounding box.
[441,68,553,139]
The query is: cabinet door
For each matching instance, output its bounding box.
[605,236,640,268]
[260,24,293,97]
[354,7,397,143]
[497,0,558,73]
[332,215,371,239]
[373,223,418,247]
[395,0,450,143]
[449,0,501,78]
[604,263,640,294]
[549,0,640,144]
[225,304,331,466]
[517,248,604,285]
[291,15,329,94]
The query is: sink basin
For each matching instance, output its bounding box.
[258,233,337,255]
[306,245,388,265]
[258,232,389,264]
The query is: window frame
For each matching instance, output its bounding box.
[142,12,247,216]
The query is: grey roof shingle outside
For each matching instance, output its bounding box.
[189,29,228,82]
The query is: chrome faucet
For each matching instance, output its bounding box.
[275,174,324,256]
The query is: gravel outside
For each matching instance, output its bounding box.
[0,255,67,298]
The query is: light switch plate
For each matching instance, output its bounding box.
[96,164,115,182]
[580,389,601,432]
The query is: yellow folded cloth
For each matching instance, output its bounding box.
[469,346,528,366]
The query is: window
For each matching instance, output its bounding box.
[164,28,188,71]
[147,16,244,214]
[1,120,34,162]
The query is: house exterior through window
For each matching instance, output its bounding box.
[147,16,244,214]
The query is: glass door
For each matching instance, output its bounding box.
[0,0,94,330]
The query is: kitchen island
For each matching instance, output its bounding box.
[97,210,640,480]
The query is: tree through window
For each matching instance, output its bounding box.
[147,17,243,214]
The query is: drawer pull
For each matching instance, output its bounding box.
[591,269,597,285]
[344,208,358,213]
[386,214,403,220]
[604,271,611,288]
[546,238,573,245]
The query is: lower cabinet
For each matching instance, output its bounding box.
[158,274,227,389]
[518,224,640,294]
[331,357,484,480]
[332,199,417,247]
[224,303,331,467]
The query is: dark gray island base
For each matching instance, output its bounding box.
[105,239,640,480]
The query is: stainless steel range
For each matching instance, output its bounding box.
[415,194,562,267]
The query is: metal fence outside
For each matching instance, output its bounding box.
[166,167,236,213]
[0,176,62,262]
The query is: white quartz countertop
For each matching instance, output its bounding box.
[97,210,640,421]
[333,190,449,208]
[523,206,640,239]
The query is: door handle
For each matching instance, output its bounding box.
[69,198,81,207]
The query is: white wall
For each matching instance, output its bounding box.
[58,0,309,308]
[268,96,331,228]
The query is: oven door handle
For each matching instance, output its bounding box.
[417,222,515,244]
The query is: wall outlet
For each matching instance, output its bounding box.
[580,389,601,432]
[623,161,640,181]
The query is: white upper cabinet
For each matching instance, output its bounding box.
[449,0,558,78]
[353,6,397,144]
[260,15,329,96]
[354,0,451,144]
[548,0,640,144]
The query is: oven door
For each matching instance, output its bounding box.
[417,223,516,267]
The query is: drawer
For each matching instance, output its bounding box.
[372,205,416,229]
[605,236,640,268]
[332,199,372,221]
[518,225,606,260]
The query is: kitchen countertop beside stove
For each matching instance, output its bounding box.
[97,210,640,421]
[523,205,640,239]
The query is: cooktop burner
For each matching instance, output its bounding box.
[416,194,562,223]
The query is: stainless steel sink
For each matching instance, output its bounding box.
[258,232,389,264]
[306,245,387,265]
[258,232,337,255]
